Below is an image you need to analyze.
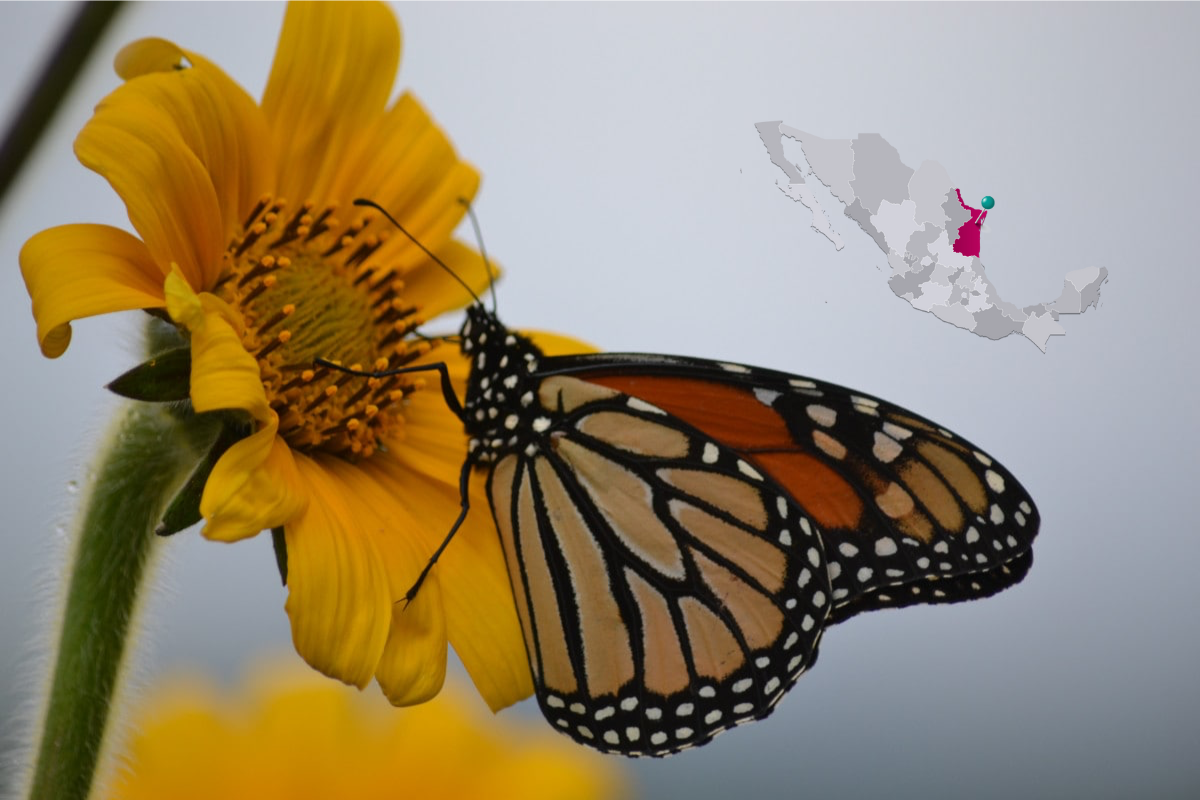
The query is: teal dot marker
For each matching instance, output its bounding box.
[981,196,995,210]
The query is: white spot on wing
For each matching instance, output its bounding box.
[789,378,817,390]
[702,443,719,464]
[718,362,751,373]
[737,460,763,480]
[985,470,1006,493]
[873,431,903,463]
[754,387,782,406]
[627,397,665,415]
[806,404,837,427]
[875,537,898,557]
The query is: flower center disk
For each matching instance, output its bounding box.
[215,196,431,458]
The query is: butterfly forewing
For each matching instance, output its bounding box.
[537,354,1039,618]
[486,375,832,756]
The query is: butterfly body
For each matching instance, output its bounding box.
[450,303,1039,756]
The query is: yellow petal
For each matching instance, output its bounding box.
[441,491,536,711]
[382,349,470,483]
[112,39,275,248]
[19,224,166,358]
[366,445,533,712]
[325,92,455,213]
[401,239,499,321]
[113,37,188,78]
[74,87,229,292]
[165,268,266,420]
[262,1,400,204]
[201,419,306,543]
[283,455,393,689]
[376,161,481,275]
[375,569,448,707]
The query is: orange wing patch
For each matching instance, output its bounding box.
[587,376,794,450]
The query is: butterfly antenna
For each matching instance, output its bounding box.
[458,197,499,313]
[352,198,481,306]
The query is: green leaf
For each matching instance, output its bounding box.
[271,526,288,585]
[156,425,239,536]
[106,347,192,402]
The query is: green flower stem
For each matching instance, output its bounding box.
[26,401,219,800]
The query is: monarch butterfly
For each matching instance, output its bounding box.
[327,200,1039,758]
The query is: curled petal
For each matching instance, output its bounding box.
[114,36,188,78]
[75,95,225,291]
[115,38,275,245]
[201,420,305,543]
[283,455,393,689]
[165,268,265,420]
[262,1,400,203]
[19,224,166,357]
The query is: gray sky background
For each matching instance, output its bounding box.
[1,3,1197,798]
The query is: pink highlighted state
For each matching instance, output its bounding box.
[952,188,987,258]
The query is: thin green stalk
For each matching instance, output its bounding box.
[25,401,218,800]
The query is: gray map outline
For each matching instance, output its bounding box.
[757,121,1108,352]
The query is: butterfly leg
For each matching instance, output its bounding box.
[402,457,474,606]
[313,357,466,421]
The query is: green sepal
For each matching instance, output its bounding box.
[155,424,240,536]
[271,526,288,585]
[106,346,192,402]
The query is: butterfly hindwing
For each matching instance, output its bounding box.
[486,374,832,756]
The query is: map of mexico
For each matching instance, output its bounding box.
[756,121,1108,352]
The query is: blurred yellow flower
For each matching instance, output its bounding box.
[106,662,626,800]
[20,2,534,711]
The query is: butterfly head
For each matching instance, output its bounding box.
[459,305,546,463]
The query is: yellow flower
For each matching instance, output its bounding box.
[20,3,534,711]
[106,661,625,800]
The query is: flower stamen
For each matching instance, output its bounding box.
[213,195,436,458]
